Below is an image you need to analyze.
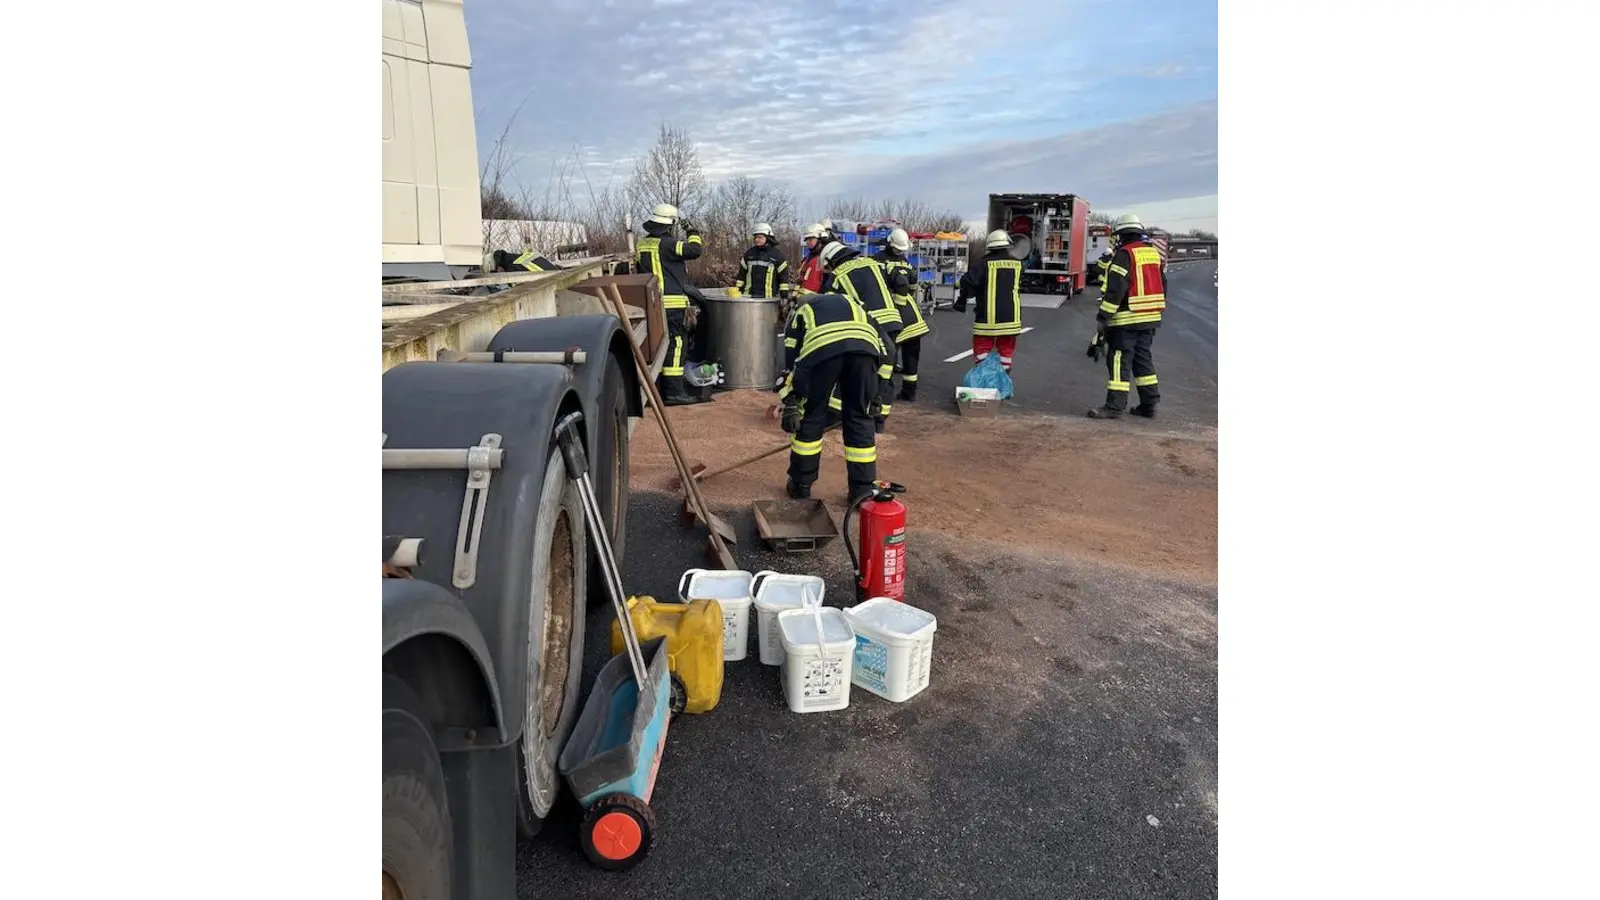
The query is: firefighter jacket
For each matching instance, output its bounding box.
[820,249,903,346]
[1095,253,1112,292]
[513,250,559,272]
[779,292,884,399]
[957,250,1025,336]
[637,222,704,309]
[874,249,930,342]
[737,244,791,299]
[796,252,825,295]
[1098,239,1166,328]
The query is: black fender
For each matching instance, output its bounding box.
[487,313,644,427]
[382,577,507,747]
[383,361,584,750]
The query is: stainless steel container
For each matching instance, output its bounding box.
[699,289,781,389]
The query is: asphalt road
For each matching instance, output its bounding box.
[514,261,1219,899]
[912,260,1217,429]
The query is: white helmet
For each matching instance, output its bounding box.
[752,222,774,238]
[820,241,851,268]
[888,227,910,252]
[802,223,826,241]
[647,203,679,226]
[1113,212,1144,234]
[985,229,1012,250]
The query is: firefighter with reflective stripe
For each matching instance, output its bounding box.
[736,222,792,302]
[1095,249,1113,292]
[637,203,709,406]
[954,230,1025,374]
[874,227,930,403]
[489,249,562,273]
[795,223,828,299]
[820,241,902,433]
[1088,213,1165,419]
[776,292,885,501]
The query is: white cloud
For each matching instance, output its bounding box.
[461,0,1216,222]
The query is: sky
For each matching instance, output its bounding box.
[462,0,1217,233]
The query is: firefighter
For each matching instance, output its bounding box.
[874,227,930,402]
[1088,213,1165,419]
[637,203,709,406]
[820,241,902,433]
[777,291,885,502]
[954,230,1025,374]
[490,249,562,272]
[1095,248,1113,292]
[735,222,792,303]
[795,223,828,298]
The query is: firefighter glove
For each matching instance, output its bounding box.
[780,399,801,434]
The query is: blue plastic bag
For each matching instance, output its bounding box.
[960,352,1014,400]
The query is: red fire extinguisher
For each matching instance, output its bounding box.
[844,481,908,603]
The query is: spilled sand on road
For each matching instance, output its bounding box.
[630,390,1217,584]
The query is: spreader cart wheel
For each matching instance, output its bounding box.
[579,793,657,871]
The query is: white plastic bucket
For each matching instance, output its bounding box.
[777,606,855,713]
[843,597,938,702]
[752,571,826,666]
[678,568,755,662]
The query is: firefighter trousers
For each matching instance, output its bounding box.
[1103,326,1159,411]
[896,337,922,385]
[658,309,690,396]
[789,352,878,494]
[973,334,1018,371]
[874,342,898,432]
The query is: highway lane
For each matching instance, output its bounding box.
[905,261,1217,429]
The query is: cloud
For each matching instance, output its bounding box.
[829,100,1218,222]
[461,0,1216,217]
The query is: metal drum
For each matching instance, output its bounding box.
[699,289,781,389]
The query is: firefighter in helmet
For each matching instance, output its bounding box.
[777,292,885,502]
[874,227,930,403]
[955,229,1025,375]
[1088,212,1165,419]
[1095,247,1114,292]
[735,222,792,304]
[819,240,902,433]
[636,203,709,406]
[795,223,828,299]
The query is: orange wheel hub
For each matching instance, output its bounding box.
[590,810,643,860]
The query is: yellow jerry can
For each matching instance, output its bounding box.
[608,595,725,714]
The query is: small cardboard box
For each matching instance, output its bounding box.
[955,386,1001,417]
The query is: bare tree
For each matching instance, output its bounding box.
[629,122,708,220]
[1087,211,1118,226]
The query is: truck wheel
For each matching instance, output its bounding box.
[383,675,454,900]
[588,355,630,608]
[516,450,589,839]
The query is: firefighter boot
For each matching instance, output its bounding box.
[661,375,698,407]
[1086,406,1123,419]
[897,381,917,402]
[1130,404,1157,418]
[786,479,811,500]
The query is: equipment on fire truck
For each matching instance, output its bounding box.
[843,481,909,604]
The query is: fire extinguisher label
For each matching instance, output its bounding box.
[881,529,907,599]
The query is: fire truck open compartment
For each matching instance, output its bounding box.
[985,193,1092,295]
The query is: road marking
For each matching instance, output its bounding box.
[944,327,1035,363]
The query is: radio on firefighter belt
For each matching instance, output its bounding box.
[844,481,909,603]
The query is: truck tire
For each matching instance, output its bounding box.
[516,450,589,839]
[383,674,454,900]
[588,355,630,607]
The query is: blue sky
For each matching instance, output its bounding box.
[463,0,1217,231]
